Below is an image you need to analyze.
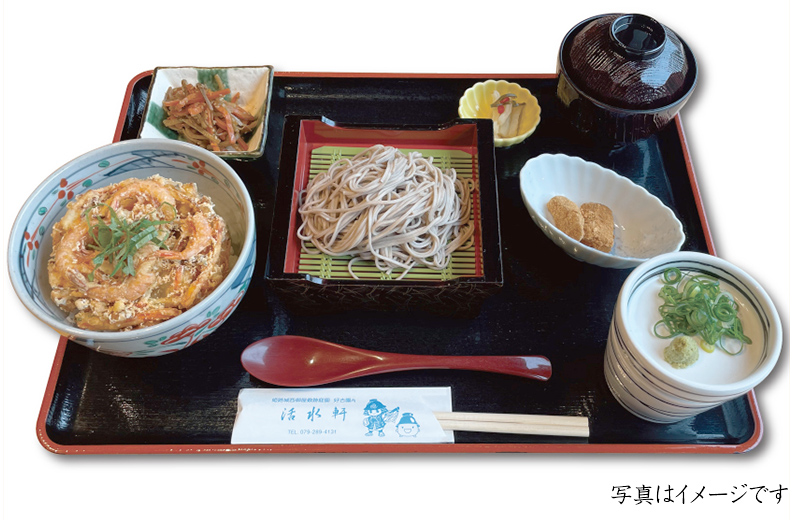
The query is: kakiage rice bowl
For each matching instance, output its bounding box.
[8,139,256,357]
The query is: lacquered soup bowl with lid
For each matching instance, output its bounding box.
[556,13,698,143]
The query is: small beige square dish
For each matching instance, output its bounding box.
[138,65,274,160]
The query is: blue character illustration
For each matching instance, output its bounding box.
[395,413,421,437]
[362,399,399,437]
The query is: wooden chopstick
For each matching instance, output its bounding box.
[435,412,588,428]
[433,412,589,438]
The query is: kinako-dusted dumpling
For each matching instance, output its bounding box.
[547,196,584,241]
[580,202,614,253]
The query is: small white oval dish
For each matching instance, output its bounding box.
[519,154,685,269]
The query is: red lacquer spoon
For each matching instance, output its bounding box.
[241,335,552,387]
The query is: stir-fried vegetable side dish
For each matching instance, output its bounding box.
[654,268,752,364]
[162,75,258,152]
[48,176,232,331]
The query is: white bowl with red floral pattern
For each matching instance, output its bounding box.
[7,138,255,357]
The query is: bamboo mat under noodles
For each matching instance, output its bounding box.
[296,146,483,281]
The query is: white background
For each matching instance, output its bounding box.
[2,1,795,518]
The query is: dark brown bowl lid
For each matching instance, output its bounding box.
[560,13,697,111]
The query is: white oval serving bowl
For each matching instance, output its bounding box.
[519,154,685,268]
[8,139,256,358]
[605,251,783,423]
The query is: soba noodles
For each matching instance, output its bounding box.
[297,145,475,280]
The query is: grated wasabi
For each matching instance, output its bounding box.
[664,336,700,369]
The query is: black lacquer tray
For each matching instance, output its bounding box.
[36,72,761,454]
